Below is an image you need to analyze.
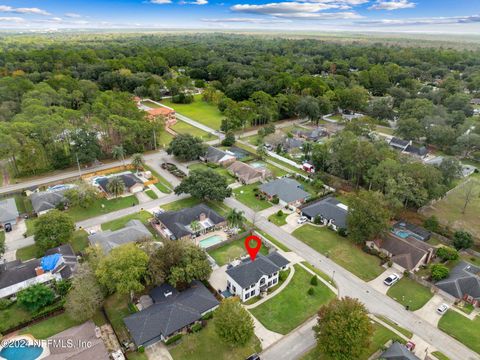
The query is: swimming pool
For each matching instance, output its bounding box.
[393,229,423,241]
[199,235,224,249]
[249,162,266,169]
[0,342,43,360]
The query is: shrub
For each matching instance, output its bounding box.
[310,276,318,286]
[307,287,315,296]
[165,333,183,345]
[436,246,459,262]
[0,298,13,310]
[271,196,279,204]
[313,215,323,225]
[423,216,440,233]
[387,260,393,268]
[201,311,214,320]
[279,270,289,281]
[276,210,284,217]
[431,264,450,281]
[17,284,55,313]
[403,270,410,278]
[191,322,203,333]
[138,346,145,353]
[54,280,71,297]
[453,230,474,250]
[338,228,348,237]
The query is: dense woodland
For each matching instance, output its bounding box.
[0,33,479,189]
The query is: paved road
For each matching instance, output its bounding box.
[175,113,224,140]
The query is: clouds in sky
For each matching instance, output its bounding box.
[0,5,51,16]
[369,0,416,10]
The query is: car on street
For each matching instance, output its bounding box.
[246,354,260,360]
[297,216,308,224]
[436,303,449,315]
[383,273,400,286]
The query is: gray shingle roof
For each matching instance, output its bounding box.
[88,219,152,253]
[404,144,428,157]
[260,178,310,204]
[375,234,432,271]
[124,281,219,346]
[436,261,480,301]
[97,173,142,193]
[30,190,67,214]
[226,252,289,288]
[381,342,420,360]
[301,197,348,229]
[156,204,225,240]
[389,137,410,150]
[0,198,18,223]
[228,161,266,183]
[201,146,234,163]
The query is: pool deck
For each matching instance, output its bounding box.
[195,230,228,248]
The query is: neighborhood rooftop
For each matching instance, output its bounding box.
[226,252,289,288]
[436,261,480,303]
[0,198,19,225]
[301,197,348,229]
[96,173,142,193]
[381,341,420,360]
[260,178,310,204]
[30,189,67,214]
[88,219,152,253]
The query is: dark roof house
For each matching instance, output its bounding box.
[155,204,225,240]
[226,252,289,288]
[30,189,67,215]
[389,137,411,151]
[97,173,143,194]
[380,342,420,360]
[436,261,480,305]
[88,219,153,253]
[0,198,19,226]
[259,178,310,206]
[200,146,236,165]
[124,281,219,346]
[404,144,428,158]
[301,197,348,229]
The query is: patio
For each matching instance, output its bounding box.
[194,229,229,248]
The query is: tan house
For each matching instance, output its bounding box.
[147,107,177,127]
[367,233,435,272]
[228,161,270,185]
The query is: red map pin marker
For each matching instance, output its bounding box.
[245,235,262,262]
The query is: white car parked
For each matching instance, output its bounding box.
[436,303,449,315]
[383,273,400,286]
[297,216,308,224]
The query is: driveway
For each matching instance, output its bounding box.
[5,219,27,243]
[209,264,228,293]
[250,314,283,349]
[281,213,302,234]
[368,268,402,295]
[414,294,452,327]
[146,342,173,360]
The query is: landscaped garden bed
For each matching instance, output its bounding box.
[161,162,187,178]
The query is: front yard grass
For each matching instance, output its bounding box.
[249,264,336,334]
[19,313,81,339]
[104,293,136,343]
[292,225,384,281]
[188,163,236,184]
[386,277,433,311]
[145,189,158,199]
[375,315,413,338]
[0,230,5,243]
[66,195,139,222]
[0,302,35,333]
[255,229,290,252]
[169,320,261,360]
[14,194,33,214]
[432,351,450,360]
[301,262,336,289]
[162,197,201,211]
[268,211,288,226]
[233,183,272,211]
[101,210,152,231]
[16,244,41,261]
[438,310,480,354]
[171,120,216,140]
[207,238,269,266]
[161,95,224,130]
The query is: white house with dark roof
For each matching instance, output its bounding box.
[88,219,153,253]
[0,198,19,228]
[300,197,348,231]
[436,261,480,307]
[200,146,236,167]
[260,178,310,209]
[226,252,289,302]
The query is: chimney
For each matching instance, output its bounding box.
[35,267,45,276]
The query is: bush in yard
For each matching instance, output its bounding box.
[137,346,145,353]
[338,228,348,237]
[0,298,13,310]
[279,270,289,281]
[191,322,203,333]
[310,275,318,286]
[453,230,474,250]
[201,311,214,320]
[431,264,450,281]
[276,210,284,217]
[214,298,254,346]
[222,132,235,146]
[54,279,72,297]
[271,196,279,204]
[308,287,315,295]
[313,215,322,225]
[34,209,75,252]
[423,216,440,233]
[436,246,459,262]
[387,260,393,268]
[17,284,55,313]
[165,333,182,345]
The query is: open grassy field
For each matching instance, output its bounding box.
[19,313,81,339]
[0,231,4,243]
[161,95,224,130]
[250,265,336,334]
[188,163,237,184]
[207,238,269,266]
[292,225,384,281]
[386,277,433,311]
[233,183,272,211]
[101,210,152,231]
[438,310,480,354]
[421,176,480,239]
[66,195,139,222]
[162,197,202,211]
[171,120,216,140]
[169,320,261,360]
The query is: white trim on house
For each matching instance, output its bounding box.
[227,272,280,302]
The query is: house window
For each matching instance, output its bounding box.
[232,285,236,292]
[260,278,266,285]
[268,281,272,287]
[273,278,277,284]
[245,293,250,300]
[250,290,255,296]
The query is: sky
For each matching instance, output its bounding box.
[0,0,479,34]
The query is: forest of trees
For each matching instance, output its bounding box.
[1,33,480,176]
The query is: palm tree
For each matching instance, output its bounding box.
[256,145,267,160]
[106,176,125,198]
[112,145,126,167]
[302,141,313,161]
[190,220,201,235]
[131,153,144,173]
[226,208,245,229]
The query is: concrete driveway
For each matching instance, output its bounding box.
[281,213,303,234]
[250,314,283,349]
[5,219,27,243]
[368,268,402,295]
[209,264,228,293]
[146,342,173,360]
[414,294,452,327]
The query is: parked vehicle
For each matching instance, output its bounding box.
[406,341,416,351]
[246,354,260,360]
[302,163,315,173]
[383,274,400,286]
[436,303,449,315]
[264,144,273,151]
[297,216,308,224]
[4,223,12,232]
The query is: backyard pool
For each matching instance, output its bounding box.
[0,343,43,360]
[393,229,423,241]
[199,235,224,249]
[249,162,267,169]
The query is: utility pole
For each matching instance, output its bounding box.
[153,129,157,151]
[75,153,82,178]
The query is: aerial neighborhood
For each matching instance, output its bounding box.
[1,21,480,360]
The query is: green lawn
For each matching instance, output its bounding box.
[268,211,288,226]
[19,313,81,339]
[255,229,290,252]
[375,125,394,135]
[438,310,480,354]
[233,183,272,211]
[171,120,216,140]
[432,351,450,360]
[243,134,261,146]
[145,189,158,199]
[161,95,224,130]
[67,195,139,222]
[15,194,33,214]
[0,302,35,333]
[101,210,152,231]
[104,293,136,343]
[292,225,384,281]
[143,165,172,194]
[300,320,405,360]
[250,265,336,334]
[207,238,269,266]
[0,231,5,243]
[16,244,41,261]
[375,315,413,338]
[169,320,261,360]
[386,277,433,311]
[188,163,236,184]
[162,197,202,211]
[25,218,36,236]
[301,262,336,289]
